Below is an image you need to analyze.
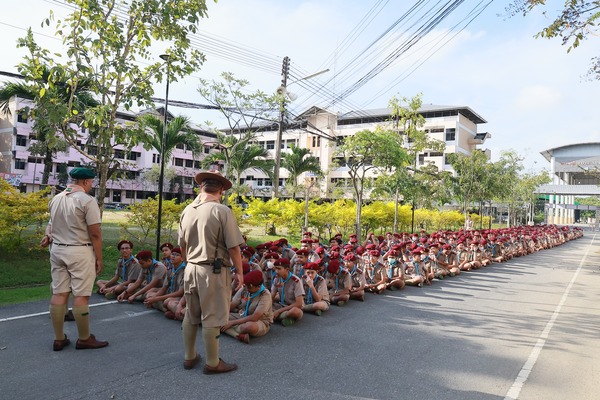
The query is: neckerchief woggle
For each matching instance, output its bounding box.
[121,256,134,281]
[280,272,293,305]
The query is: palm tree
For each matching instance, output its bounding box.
[138,114,200,162]
[0,69,98,186]
[281,144,322,198]
[202,132,274,199]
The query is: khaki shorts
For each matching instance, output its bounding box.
[229,313,271,337]
[50,245,96,296]
[184,263,231,328]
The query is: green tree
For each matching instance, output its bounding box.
[16,0,209,212]
[0,65,97,186]
[507,0,600,78]
[448,150,490,215]
[138,114,200,163]
[281,144,322,198]
[334,127,409,241]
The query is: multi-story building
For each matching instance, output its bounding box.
[1,96,490,203]
[244,104,491,198]
[0,96,216,204]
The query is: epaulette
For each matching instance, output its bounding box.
[341,269,348,274]
[291,275,301,282]
[357,268,363,274]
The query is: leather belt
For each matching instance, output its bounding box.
[54,243,92,246]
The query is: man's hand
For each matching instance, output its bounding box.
[235,271,244,292]
[40,235,51,248]
[95,260,103,276]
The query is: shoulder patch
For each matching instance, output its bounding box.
[357,268,363,274]
[291,275,301,282]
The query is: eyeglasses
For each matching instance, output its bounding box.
[120,247,131,250]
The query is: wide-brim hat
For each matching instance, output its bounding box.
[194,170,232,190]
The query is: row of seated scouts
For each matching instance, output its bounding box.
[95,224,583,344]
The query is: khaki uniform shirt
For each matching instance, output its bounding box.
[349,266,367,287]
[49,185,101,245]
[232,287,273,325]
[115,257,141,282]
[139,261,168,288]
[178,198,244,267]
[166,262,186,293]
[272,273,305,306]
[303,276,329,304]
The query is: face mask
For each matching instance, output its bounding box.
[266,261,274,269]
[388,258,397,265]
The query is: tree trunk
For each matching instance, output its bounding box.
[42,147,53,185]
[393,188,399,232]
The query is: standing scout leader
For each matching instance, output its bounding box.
[178,171,244,374]
[40,167,108,351]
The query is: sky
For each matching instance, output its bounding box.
[0,0,598,172]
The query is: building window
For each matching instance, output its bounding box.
[312,136,321,147]
[16,135,27,146]
[204,146,210,154]
[429,152,443,157]
[125,190,135,199]
[445,128,456,141]
[257,178,264,186]
[67,161,81,167]
[278,178,284,186]
[152,154,160,164]
[444,154,451,165]
[266,140,275,150]
[14,159,26,170]
[17,112,28,123]
[265,179,273,186]
[430,128,444,133]
[194,161,201,169]
[184,176,193,185]
[114,150,125,159]
[87,145,98,156]
[185,159,193,168]
[418,154,425,165]
[174,158,184,167]
[176,143,185,150]
[127,152,139,161]
[246,175,254,181]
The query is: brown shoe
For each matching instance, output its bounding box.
[64,310,75,321]
[183,354,201,370]
[203,358,238,375]
[75,334,109,350]
[53,335,70,351]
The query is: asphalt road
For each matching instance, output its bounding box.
[1,233,599,400]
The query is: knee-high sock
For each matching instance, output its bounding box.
[182,319,198,361]
[72,305,90,340]
[202,327,221,367]
[49,304,67,340]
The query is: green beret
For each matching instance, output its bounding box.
[69,167,96,179]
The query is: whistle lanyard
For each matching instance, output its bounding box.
[280,272,292,305]
[121,256,134,281]
[169,262,186,293]
[244,285,265,317]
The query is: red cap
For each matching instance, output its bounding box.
[136,250,153,260]
[327,259,341,274]
[117,240,133,250]
[344,253,357,261]
[244,270,263,286]
[274,258,291,267]
[304,262,320,271]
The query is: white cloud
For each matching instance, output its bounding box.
[514,85,561,110]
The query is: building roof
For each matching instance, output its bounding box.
[540,142,600,162]
[536,184,600,196]
[339,105,487,125]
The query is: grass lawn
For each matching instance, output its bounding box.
[0,211,297,306]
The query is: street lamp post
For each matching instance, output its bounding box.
[155,54,170,259]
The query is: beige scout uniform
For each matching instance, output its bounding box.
[116,257,141,284]
[230,287,273,336]
[303,276,330,305]
[178,199,244,327]
[139,261,168,288]
[326,270,352,294]
[166,263,186,294]
[271,273,305,309]
[48,185,101,296]
[349,265,367,288]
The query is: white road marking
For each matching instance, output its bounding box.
[504,234,595,400]
[0,300,119,323]
[99,310,155,322]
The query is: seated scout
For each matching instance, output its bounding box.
[365,250,388,294]
[301,262,330,316]
[436,244,460,277]
[271,258,304,326]
[292,248,310,276]
[385,250,405,291]
[144,247,186,316]
[160,242,174,272]
[326,259,351,306]
[344,253,366,301]
[222,270,273,344]
[404,248,425,288]
[117,250,168,303]
[97,240,141,299]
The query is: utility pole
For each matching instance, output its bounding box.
[272,56,290,199]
